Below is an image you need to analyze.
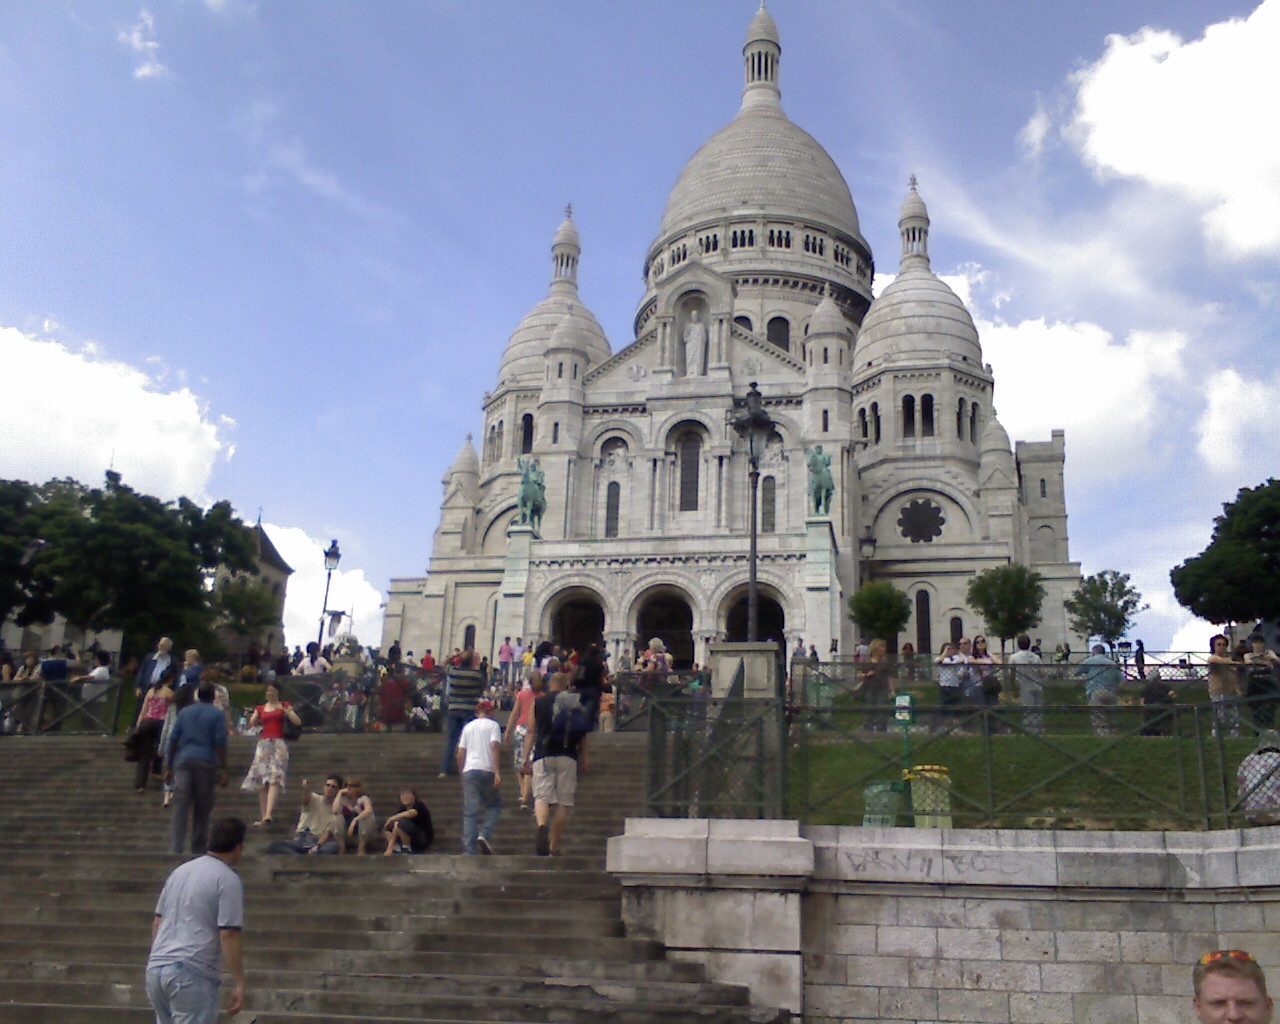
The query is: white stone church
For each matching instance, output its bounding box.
[382,6,1081,668]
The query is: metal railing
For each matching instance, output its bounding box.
[646,660,1280,829]
[0,678,124,736]
[612,670,710,732]
[274,671,445,733]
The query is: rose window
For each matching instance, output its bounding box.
[897,498,945,543]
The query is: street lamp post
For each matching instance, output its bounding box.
[318,539,341,649]
[732,382,776,643]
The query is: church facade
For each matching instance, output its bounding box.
[382,6,1081,668]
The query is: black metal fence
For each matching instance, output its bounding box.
[0,678,123,736]
[646,661,1280,830]
[612,670,710,732]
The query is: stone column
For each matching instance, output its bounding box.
[494,524,536,648]
[803,517,838,658]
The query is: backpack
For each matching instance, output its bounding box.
[550,694,591,754]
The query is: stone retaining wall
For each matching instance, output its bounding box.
[607,820,1280,1023]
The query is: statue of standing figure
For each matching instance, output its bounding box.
[683,309,707,377]
[806,445,834,516]
[517,457,547,532]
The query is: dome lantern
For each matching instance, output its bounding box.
[743,1,781,110]
[899,174,931,271]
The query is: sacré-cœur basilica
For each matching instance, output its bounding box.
[382,5,1081,669]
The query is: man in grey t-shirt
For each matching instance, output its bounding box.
[146,817,247,1022]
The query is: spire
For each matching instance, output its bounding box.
[551,204,580,294]
[742,1,781,110]
[898,175,930,270]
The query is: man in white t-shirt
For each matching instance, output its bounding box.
[457,698,502,855]
[934,641,968,732]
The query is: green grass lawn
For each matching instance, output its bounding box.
[790,719,1255,831]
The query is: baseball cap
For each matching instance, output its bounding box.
[476,698,495,712]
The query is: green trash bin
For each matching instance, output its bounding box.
[862,781,902,827]
[904,764,952,828]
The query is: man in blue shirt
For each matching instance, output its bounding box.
[167,681,229,856]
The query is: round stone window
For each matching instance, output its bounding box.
[897,498,945,543]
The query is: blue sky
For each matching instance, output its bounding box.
[1,1,1275,652]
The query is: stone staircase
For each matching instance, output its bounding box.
[0,731,786,1023]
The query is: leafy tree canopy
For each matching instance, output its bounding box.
[966,564,1045,653]
[847,581,912,648]
[1064,570,1148,648]
[217,574,281,643]
[1171,479,1280,625]
[3,472,258,657]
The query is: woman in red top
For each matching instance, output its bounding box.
[503,673,540,810]
[132,667,175,793]
[240,683,302,825]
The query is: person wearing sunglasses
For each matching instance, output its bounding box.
[1194,949,1272,1024]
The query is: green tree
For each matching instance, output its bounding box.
[1171,479,1280,624]
[217,574,281,648]
[1064,570,1148,649]
[847,581,912,650]
[0,479,42,625]
[966,564,1045,656]
[8,472,258,657]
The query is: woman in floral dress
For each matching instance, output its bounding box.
[240,683,302,825]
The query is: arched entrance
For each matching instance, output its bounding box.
[548,589,606,655]
[723,588,786,645]
[635,587,695,669]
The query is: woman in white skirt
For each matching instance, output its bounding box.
[240,683,301,825]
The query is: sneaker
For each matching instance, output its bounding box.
[477,836,493,856]
[535,824,550,857]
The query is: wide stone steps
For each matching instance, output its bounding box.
[0,731,786,1023]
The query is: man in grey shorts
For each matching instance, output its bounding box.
[522,668,589,856]
[146,816,247,1023]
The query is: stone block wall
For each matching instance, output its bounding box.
[608,819,1280,1024]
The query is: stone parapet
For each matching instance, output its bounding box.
[609,818,1280,1023]
[607,818,813,1015]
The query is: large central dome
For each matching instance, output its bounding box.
[658,105,863,243]
[654,3,864,249]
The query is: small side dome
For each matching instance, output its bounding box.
[444,435,480,483]
[497,210,610,385]
[854,178,981,366]
[980,415,1012,456]
[854,269,982,366]
[807,295,850,338]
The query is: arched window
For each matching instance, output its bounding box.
[902,395,916,438]
[678,433,701,511]
[463,624,476,651]
[957,398,967,439]
[761,476,776,533]
[822,409,829,432]
[1040,478,1047,499]
[605,482,620,538]
[970,402,979,444]
[823,347,829,364]
[858,408,868,439]
[921,394,935,437]
[496,421,505,459]
[950,617,964,645]
[552,422,560,445]
[734,315,753,332]
[520,414,534,454]
[767,316,790,351]
[915,591,931,655]
[872,403,881,444]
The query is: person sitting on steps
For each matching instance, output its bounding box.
[333,778,376,855]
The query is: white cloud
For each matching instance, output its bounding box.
[1195,368,1280,475]
[979,316,1189,480]
[1019,103,1052,160]
[1168,616,1220,656]
[235,101,381,219]
[266,525,384,652]
[117,9,168,80]
[1066,0,1280,258]
[0,325,229,500]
